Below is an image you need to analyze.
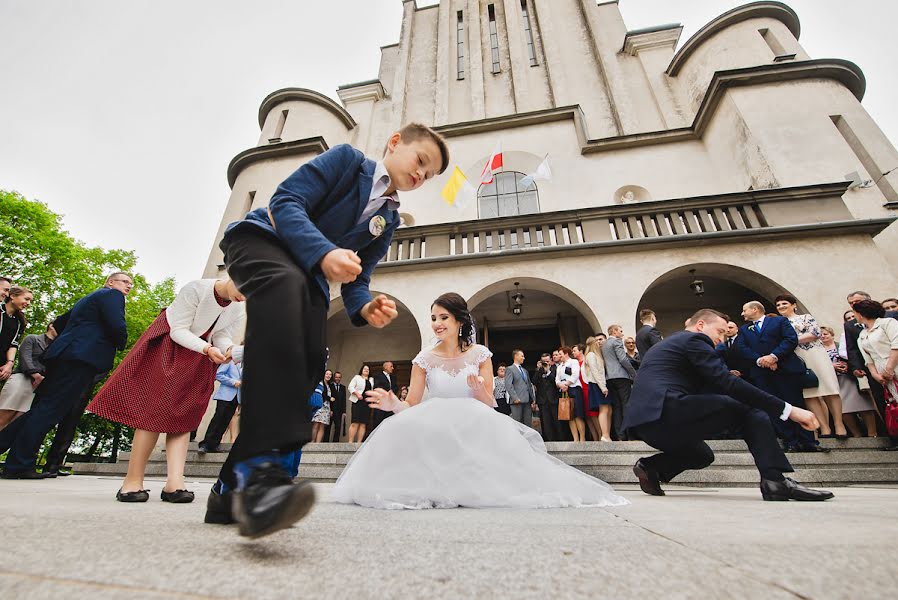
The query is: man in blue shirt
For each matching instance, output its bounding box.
[207,123,449,538]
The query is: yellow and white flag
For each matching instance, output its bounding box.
[441,166,476,208]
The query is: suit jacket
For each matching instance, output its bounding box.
[635,324,663,358]
[328,381,348,414]
[373,371,399,396]
[15,333,52,376]
[844,311,898,371]
[623,331,786,430]
[736,315,804,378]
[213,361,242,402]
[224,144,401,327]
[715,334,754,379]
[43,288,128,372]
[534,365,558,404]
[504,363,535,404]
[602,337,636,380]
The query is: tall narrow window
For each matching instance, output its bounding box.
[488,4,500,74]
[245,191,256,213]
[271,109,288,142]
[520,0,537,66]
[456,11,465,80]
[758,28,794,61]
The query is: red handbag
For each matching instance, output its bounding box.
[885,385,898,438]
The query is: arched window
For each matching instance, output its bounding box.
[478,171,540,218]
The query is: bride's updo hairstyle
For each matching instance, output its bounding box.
[432,292,475,350]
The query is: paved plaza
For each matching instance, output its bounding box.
[1,476,896,599]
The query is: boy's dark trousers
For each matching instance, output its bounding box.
[200,400,239,450]
[217,228,328,489]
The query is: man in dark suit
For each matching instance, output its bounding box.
[371,361,399,432]
[736,301,821,452]
[624,308,833,501]
[326,371,348,442]
[0,273,130,478]
[635,309,663,358]
[534,353,560,441]
[715,320,754,383]
[843,291,898,450]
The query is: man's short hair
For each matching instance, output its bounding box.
[745,300,765,313]
[846,291,871,300]
[686,309,729,326]
[540,352,551,359]
[0,276,11,284]
[334,371,342,376]
[607,324,622,335]
[388,122,450,175]
[882,297,898,305]
[512,349,523,358]
[106,271,132,284]
[383,361,392,368]
[638,309,655,323]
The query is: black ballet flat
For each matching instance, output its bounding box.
[834,433,850,441]
[161,489,195,503]
[116,489,150,503]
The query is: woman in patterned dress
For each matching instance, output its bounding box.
[493,364,511,415]
[775,294,846,439]
[311,371,332,443]
[88,279,245,503]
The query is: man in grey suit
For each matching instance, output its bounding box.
[602,324,637,440]
[505,349,535,427]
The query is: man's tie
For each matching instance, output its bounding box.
[519,365,528,381]
[727,338,733,348]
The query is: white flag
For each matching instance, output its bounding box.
[520,155,552,190]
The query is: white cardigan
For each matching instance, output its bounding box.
[166,279,246,354]
[348,375,373,403]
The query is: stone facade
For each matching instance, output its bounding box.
[204,1,898,411]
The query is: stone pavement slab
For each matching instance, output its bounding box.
[0,476,895,599]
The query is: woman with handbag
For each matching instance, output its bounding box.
[853,300,898,439]
[347,365,373,443]
[582,337,612,441]
[310,373,330,443]
[88,278,246,503]
[820,326,877,437]
[492,364,511,415]
[775,294,846,439]
[556,346,585,442]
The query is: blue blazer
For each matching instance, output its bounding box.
[44,288,128,372]
[224,144,400,326]
[214,362,242,403]
[623,331,786,430]
[736,316,804,377]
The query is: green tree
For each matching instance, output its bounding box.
[1,189,177,461]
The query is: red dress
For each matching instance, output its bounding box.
[87,294,228,433]
[579,358,599,418]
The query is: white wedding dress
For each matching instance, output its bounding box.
[331,344,628,509]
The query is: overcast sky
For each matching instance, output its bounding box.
[2,0,896,288]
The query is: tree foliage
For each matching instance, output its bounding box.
[1,189,177,460]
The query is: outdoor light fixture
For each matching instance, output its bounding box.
[511,282,524,316]
[688,269,705,297]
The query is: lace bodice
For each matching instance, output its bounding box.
[412,344,493,400]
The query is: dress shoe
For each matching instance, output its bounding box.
[882,444,898,452]
[834,433,850,441]
[632,459,665,496]
[204,487,235,524]
[1,469,50,480]
[232,463,316,539]
[161,489,195,503]
[57,469,73,476]
[797,444,831,453]
[760,477,834,501]
[197,444,209,454]
[116,489,150,502]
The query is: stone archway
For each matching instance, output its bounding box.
[468,277,601,370]
[636,263,807,337]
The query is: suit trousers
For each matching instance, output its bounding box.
[0,359,97,473]
[217,228,327,489]
[509,401,533,428]
[537,400,560,441]
[607,378,632,441]
[43,384,95,470]
[326,403,345,442]
[201,400,239,449]
[753,371,816,448]
[634,394,794,482]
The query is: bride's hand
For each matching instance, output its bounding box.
[366,388,399,412]
[467,374,486,393]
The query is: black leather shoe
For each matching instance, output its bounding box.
[834,433,850,441]
[798,444,831,453]
[882,444,898,452]
[116,489,150,502]
[232,463,316,539]
[760,477,834,501]
[204,488,235,524]
[161,489,195,503]
[633,459,665,496]
[197,444,208,454]
[1,469,50,480]
[42,469,59,478]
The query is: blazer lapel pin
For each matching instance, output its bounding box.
[368,215,386,238]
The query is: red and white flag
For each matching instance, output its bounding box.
[479,141,503,185]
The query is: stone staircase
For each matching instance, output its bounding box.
[73,438,898,487]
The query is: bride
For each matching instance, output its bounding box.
[331,293,628,509]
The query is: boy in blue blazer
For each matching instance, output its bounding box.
[208,123,449,537]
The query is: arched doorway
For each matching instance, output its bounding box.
[637,263,807,337]
[468,278,600,371]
